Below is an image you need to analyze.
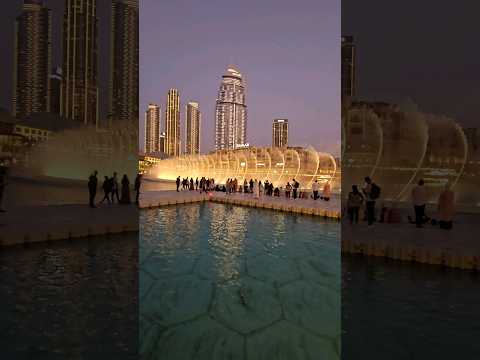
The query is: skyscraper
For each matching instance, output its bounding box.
[49,66,62,115]
[144,103,160,154]
[61,0,98,126]
[12,0,52,119]
[109,0,139,125]
[165,89,180,157]
[215,66,248,151]
[341,36,356,100]
[185,102,201,155]
[272,119,288,147]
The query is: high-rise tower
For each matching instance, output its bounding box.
[215,66,247,150]
[272,119,288,147]
[145,103,160,154]
[185,102,201,155]
[12,0,52,119]
[341,36,356,100]
[165,89,180,157]
[61,0,99,126]
[109,0,139,125]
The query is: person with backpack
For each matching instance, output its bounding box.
[363,176,381,226]
[347,185,364,224]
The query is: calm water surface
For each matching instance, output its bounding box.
[342,255,480,359]
[0,233,138,359]
[140,203,341,360]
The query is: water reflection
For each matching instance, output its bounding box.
[342,255,480,359]
[0,233,138,359]
[209,203,247,281]
[140,203,341,360]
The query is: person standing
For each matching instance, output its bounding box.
[254,180,260,199]
[134,173,142,205]
[120,174,131,204]
[292,179,299,199]
[312,179,320,200]
[322,181,331,201]
[412,179,427,228]
[347,185,364,224]
[363,176,381,226]
[285,182,292,199]
[111,172,120,203]
[88,170,98,208]
[100,176,112,204]
[438,182,455,230]
[195,177,199,191]
[176,176,181,192]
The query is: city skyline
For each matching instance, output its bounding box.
[140,0,340,155]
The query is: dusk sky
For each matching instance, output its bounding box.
[343,0,480,128]
[140,0,340,154]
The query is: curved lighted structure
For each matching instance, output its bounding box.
[342,105,476,205]
[149,146,337,190]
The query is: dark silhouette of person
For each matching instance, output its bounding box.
[292,179,299,199]
[111,172,120,203]
[363,176,380,226]
[88,170,98,208]
[134,173,142,205]
[0,165,7,212]
[176,176,181,192]
[100,176,113,204]
[195,177,199,190]
[120,174,131,204]
[249,179,254,193]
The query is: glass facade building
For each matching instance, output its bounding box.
[215,66,248,150]
[272,119,288,147]
[185,102,201,155]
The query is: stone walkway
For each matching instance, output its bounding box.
[342,215,480,270]
[139,190,341,219]
[0,204,138,247]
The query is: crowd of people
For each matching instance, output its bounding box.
[175,176,332,201]
[346,176,456,230]
[88,171,142,208]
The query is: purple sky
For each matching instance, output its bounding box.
[140,0,340,155]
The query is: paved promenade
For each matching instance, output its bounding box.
[0,204,138,247]
[139,190,341,219]
[342,213,480,270]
